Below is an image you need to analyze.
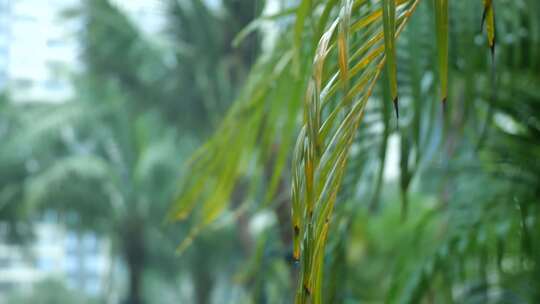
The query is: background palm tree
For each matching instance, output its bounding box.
[15,0,264,303]
[0,94,88,242]
[24,99,184,304]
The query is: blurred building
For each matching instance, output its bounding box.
[0,220,112,302]
[0,0,167,101]
[0,0,10,91]
[0,0,79,102]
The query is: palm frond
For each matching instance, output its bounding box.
[292,1,422,302]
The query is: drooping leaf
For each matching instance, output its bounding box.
[434,0,449,106]
[382,0,399,118]
[481,0,496,58]
[338,0,353,91]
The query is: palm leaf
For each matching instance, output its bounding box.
[434,0,449,105]
[481,0,496,57]
[169,45,304,253]
[293,1,422,302]
[383,0,400,117]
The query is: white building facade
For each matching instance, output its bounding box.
[0,220,112,303]
[0,0,79,101]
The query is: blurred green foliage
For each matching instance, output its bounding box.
[4,279,100,304]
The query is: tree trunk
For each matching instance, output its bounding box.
[193,263,213,304]
[123,220,145,304]
[126,256,143,304]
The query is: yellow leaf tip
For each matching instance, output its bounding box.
[442,97,447,112]
[303,284,312,296]
[292,251,300,263]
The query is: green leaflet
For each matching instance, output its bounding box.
[294,0,313,73]
[232,6,298,48]
[292,127,306,261]
[338,0,353,91]
[481,0,496,57]
[435,0,449,105]
[382,0,399,118]
[315,0,340,44]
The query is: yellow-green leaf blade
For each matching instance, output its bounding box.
[435,0,449,105]
[481,0,496,57]
[382,0,399,117]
